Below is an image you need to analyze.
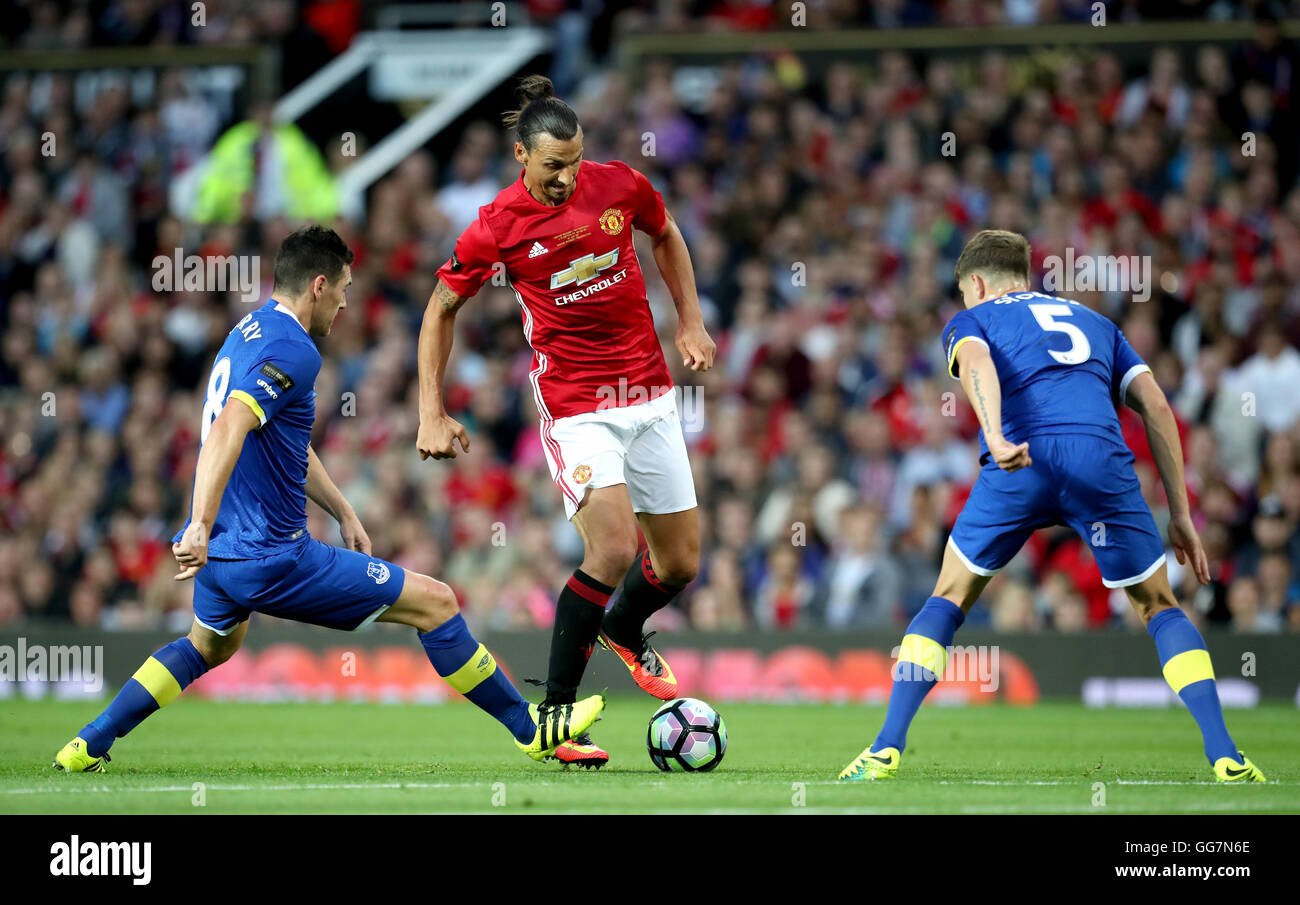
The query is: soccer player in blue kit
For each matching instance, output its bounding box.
[839,230,1265,783]
[54,226,603,772]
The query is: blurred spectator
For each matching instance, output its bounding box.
[436,149,503,235]
[1255,551,1298,632]
[989,577,1041,631]
[753,543,814,630]
[690,547,749,631]
[808,505,900,628]
[1228,320,1300,434]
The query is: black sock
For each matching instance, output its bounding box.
[544,569,614,706]
[602,550,686,648]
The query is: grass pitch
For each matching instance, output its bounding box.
[2,697,1296,814]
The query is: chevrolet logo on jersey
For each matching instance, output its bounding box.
[550,249,619,289]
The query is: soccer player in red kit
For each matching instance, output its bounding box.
[416,75,716,767]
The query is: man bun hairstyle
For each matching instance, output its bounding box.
[502,74,579,151]
[954,229,1032,285]
[273,224,354,295]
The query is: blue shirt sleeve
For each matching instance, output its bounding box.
[942,309,990,380]
[1111,326,1150,407]
[228,340,317,425]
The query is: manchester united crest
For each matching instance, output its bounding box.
[572,464,592,484]
[598,208,625,236]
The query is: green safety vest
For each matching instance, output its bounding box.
[195,121,338,223]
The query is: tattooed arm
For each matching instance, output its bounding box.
[955,340,1032,473]
[415,279,472,460]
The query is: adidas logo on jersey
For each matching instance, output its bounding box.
[528,241,549,258]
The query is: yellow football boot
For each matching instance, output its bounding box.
[1214,753,1266,783]
[53,737,109,773]
[838,745,900,781]
[516,694,606,762]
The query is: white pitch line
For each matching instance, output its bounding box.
[2,778,1285,796]
[937,779,1287,787]
[2,781,492,795]
[940,780,1071,786]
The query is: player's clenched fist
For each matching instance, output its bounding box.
[417,413,471,460]
[676,321,716,372]
[173,522,208,580]
[988,436,1032,473]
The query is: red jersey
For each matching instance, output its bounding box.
[435,159,674,420]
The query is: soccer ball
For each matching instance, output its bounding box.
[646,697,727,772]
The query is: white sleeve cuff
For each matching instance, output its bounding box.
[1118,364,1151,407]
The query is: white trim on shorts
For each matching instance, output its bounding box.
[947,535,999,577]
[1101,552,1167,589]
[352,604,391,631]
[193,615,243,636]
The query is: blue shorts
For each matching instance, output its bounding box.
[193,537,407,635]
[948,434,1166,588]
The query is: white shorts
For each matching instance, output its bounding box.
[540,388,699,521]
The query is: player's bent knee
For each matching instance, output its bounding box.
[188,623,244,667]
[425,578,460,626]
[656,557,698,587]
[1124,570,1179,624]
[933,545,992,611]
[393,572,460,633]
[590,536,640,580]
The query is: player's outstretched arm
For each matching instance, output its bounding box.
[305,445,370,554]
[955,340,1031,472]
[1124,371,1211,583]
[173,398,260,580]
[416,279,473,460]
[651,212,715,372]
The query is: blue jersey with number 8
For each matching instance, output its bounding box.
[174,300,321,559]
[942,291,1149,458]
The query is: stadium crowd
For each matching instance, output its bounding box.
[2,2,1300,636]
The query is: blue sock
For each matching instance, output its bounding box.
[419,614,535,744]
[80,638,209,757]
[1147,607,1237,763]
[874,596,966,753]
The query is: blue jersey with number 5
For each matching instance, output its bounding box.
[942,291,1149,456]
[174,300,321,559]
